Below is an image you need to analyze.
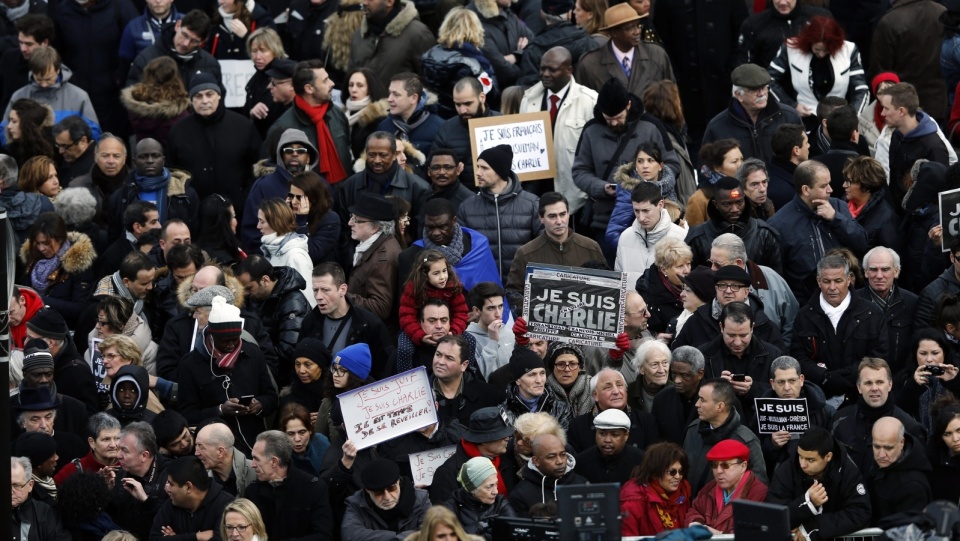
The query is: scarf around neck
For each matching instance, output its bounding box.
[112,271,145,317]
[345,96,371,126]
[3,0,30,22]
[31,239,71,293]
[353,231,382,266]
[203,327,243,369]
[294,95,347,184]
[462,438,508,496]
[135,167,171,221]
[423,223,465,265]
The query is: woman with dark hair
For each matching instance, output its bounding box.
[928,392,960,501]
[545,342,593,416]
[897,327,960,433]
[20,155,61,203]
[120,56,190,147]
[342,67,388,158]
[620,442,691,536]
[287,171,340,264]
[386,194,411,248]
[196,194,246,267]
[20,212,96,327]
[279,337,330,417]
[243,27,289,137]
[258,198,313,302]
[207,0,275,60]
[643,81,696,205]
[842,156,901,254]
[280,402,331,476]
[315,343,372,444]
[4,98,55,165]
[58,472,122,541]
[768,16,869,120]
[687,139,743,227]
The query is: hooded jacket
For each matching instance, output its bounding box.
[11,286,43,349]
[258,266,312,366]
[888,112,952,206]
[507,456,587,516]
[241,129,320,252]
[766,441,872,541]
[421,44,498,120]
[263,90,352,176]
[126,22,223,88]
[863,432,932,524]
[444,488,516,541]
[682,409,767,494]
[348,0,436,88]
[119,83,190,147]
[20,231,97,330]
[684,200,783,275]
[108,364,158,426]
[613,211,687,292]
[702,94,802,163]
[1,186,53,244]
[3,65,101,140]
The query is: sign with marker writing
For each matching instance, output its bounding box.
[468,111,556,182]
[409,445,457,486]
[939,188,960,252]
[754,398,810,434]
[338,366,437,450]
[522,264,627,349]
[220,60,257,109]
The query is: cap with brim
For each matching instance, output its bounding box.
[186,285,235,309]
[730,63,773,89]
[600,3,642,31]
[348,192,396,222]
[680,266,716,303]
[464,407,514,443]
[592,408,631,430]
[713,265,750,285]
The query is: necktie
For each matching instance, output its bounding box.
[622,55,632,79]
[549,94,560,125]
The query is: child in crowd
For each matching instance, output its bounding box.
[399,249,468,346]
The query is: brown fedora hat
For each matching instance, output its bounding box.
[600,3,642,31]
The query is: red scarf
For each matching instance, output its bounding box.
[461,438,508,496]
[659,269,683,301]
[204,331,243,369]
[847,198,865,219]
[295,95,348,184]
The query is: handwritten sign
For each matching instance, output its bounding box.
[409,445,457,486]
[754,398,810,434]
[522,264,626,348]
[338,366,437,450]
[468,111,556,182]
[220,60,257,109]
[939,188,960,252]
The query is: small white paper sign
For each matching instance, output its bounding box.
[337,366,437,450]
[220,59,257,109]
[409,445,457,486]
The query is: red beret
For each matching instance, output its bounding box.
[706,439,750,462]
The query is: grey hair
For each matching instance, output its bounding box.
[0,154,18,188]
[95,132,127,156]
[55,187,98,227]
[671,346,705,372]
[200,422,235,450]
[590,367,626,393]
[635,340,671,372]
[862,246,901,271]
[120,421,158,457]
[87,412,121,440]
[816,254,850,279]
[17,408,56,428]
[12,456,32,479]
[736,158,767,183]
[732,85,745,98]
[770,356,801,376]
[256,430,292,468]
[376,220,396,237]
[711,233,748,263]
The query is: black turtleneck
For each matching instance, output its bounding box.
[365,162,399,193]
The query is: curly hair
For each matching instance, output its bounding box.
[405,249,463,304]
[130,56,188,103]
[54,187,97,227]
[99,334,143,367]
[789,15,845,57]
[58,472,111,523]
[633,442,688,485]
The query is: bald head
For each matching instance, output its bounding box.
[195,422,235,471]
[197,423,235,449]
[872,416,905,468]
[192,265,224,293]
[135,137,165,176]
[540,47,573,93]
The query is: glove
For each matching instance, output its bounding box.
[609,332,630,360]
[513,317,530,346]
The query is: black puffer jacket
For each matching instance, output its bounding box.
[673,296,783,350]
[634,263,683,335]
[444,489,516,541]
[684,202,782,275]
[258,266,312,370]
[500,383,572,430]
[421,44,498,119]
[734,3,832,69]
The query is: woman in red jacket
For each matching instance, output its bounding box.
[620,442,692,536]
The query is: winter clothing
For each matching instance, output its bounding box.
[300,297,396,380]
[508,456,588,516]
[672,296,783,350]
[831,397,927,472]
[244,468,334,541]
[342,478,430,541]
[734,3,832,70]
[399,279,468,345]
[444,488,516,541]
[106,168,199,242]
[148,479,234,541]
[19,232,96,329]
[117,7,183,63]
[700,334,780,413]
[13,497,72,541]
[575,39,674,100]
[421,43,498,119]
[754,383,834,471]
[257,266,313,369]
[126,22,223,89]
[109,455,170,541]
[108,365,158,425]
[206,3,275,60]
[348,0,436,88]
[432,106,501,190]
[768,41,869,115]
[263,98,352,178]
[574,444,645,485]
[613,210,687,292]
[567,406,659,454]
[336,164,430,238]
[505,231,604,308]
[863,432,932,524]
[546,372,593,417]
[119,84,190,148]
[500,383,572,429]
[517,21,598,86]
[346,231,401,321]
[685,201,782,275]
[702,95,802,163]
[682,409,767,494]
[619,477,692,536]
[467,0,533,88]
[260,232,316,308]
[854,286,917,375]
[3,65,100,140]
[284,0,339,63]
[887,112,952,207]
[684,473,768,533]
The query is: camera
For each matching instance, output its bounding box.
[927,365,946,377]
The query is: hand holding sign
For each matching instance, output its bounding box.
[338,367,438,450]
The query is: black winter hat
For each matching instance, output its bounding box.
[510,345,545,381]
[541,0,574,15]
[477,144,513,182]
[598,78,631,117]
[361,459,400,490]
[713,265,750,285]
[14,432,57,467]
[294,338,333,368]
[25,308,68,340]
[680,266,716,304]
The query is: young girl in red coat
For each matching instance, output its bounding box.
[399,249,468,345]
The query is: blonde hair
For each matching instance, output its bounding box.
[411,506,473,541]
[98,334,143,367]
[220,499,268,541]
[102,531,139,541]
[654,237,693,268]
[514,412,567,445]
[246,27,286,59]
[437,7,484,49]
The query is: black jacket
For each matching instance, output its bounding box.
[700,334,780,414]
[109,455,171,541]
[918,266,960,327]
[813,140,864,196]
[927,441,960,502]
[766,158,797,211]
[684,202,783,275]
[467,0,534,87]
[127,22,223,88]
[573,445,645,485]
[635,264,683,335]
[517,21,596,86]
[206,5,274,60]
[432,372,505,428]
[831,396,928,472]
[284,0,338,63]
[149,481,235,541]
[53,339,100,414]
[507,458,587,516]
[673,297,783,350]
[734,3,833,69]
[703,95,802,162]
[13,498,72,541]
[567,406,659,454]
[444,489,516,541]
[863,433,932,525]
[790,293,887,400]
[853,189,905,257]
[106,169,200,241]
[500,383,572,430]
[244,468,334,541]
[888,113,952,207]
[300,299,396,380]
[650,385,698,445]
[177,341,279,456]
[854,286,917,375]
[432,108,501,189]
[429,442,520,505]
[257,266,312,372]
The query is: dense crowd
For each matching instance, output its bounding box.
[7,0,960,539]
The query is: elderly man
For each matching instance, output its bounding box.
[683,378,766,493]
[626,340,671,414]
[71,134,129,222]
[430,407,517,504]
[583,290,654,385]
[12,456,71,541]
[864,417,932,524]
[501,347,572,429]
[110,422,172,541]
[791,255,887,406]
[519,46,597,213]
[856,247,917,374]
[709,233,798,347]
[342,458,430,541]
[652,346,706,445]
[574,408,645,484]
[686,439,769,534]
[13,385,88,469]
[343,192,401,322]
[194,422,256,497]
[568,368,658,453]
[509,433,588,516]
[246,431,333,541]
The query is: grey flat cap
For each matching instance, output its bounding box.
[186,285,235,308]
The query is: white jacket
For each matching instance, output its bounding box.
[520,79,598,214]
[260,232,317,307]
[768,41,869,114]
[615,209,687,290]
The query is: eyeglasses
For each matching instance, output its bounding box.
[224,525,250,533]
[429,164,457,172]
[286,193,304,201]
[626,306,650,317]
[282,147,309,156]
[54,140,79,151]
[96,319,110,327]
[349,215,371,225]
[268,79,292,87]
[555,362,580,371]
[710,460,744,471]
[715,283,745,292]
[399,216,411,225]
[12,480,32,491]
[103,353,124,361]
[665,468,685,477]
[332,364,348,376]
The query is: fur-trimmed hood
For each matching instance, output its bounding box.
[176,272,246,309]
[469,0,500,20]
[20,231,96,274]
[322,0,364,71]
[359,0,420,38]
[355,98,389,128]
[614,161,677,192]
[253,159,276,178]
[352,141,426,172]
[120,86,191,120]
[168,169,192,196]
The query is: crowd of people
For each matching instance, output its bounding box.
[7,0,960,539]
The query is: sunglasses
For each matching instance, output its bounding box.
[282,147,309,156]
[710,460,744,471]
[286,193,304,201]
[665,468,685,477]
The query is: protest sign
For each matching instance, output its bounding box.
[939,188,960,252]
[338,366,437,450]
[754,398,810,434]
[89,337,107,394]
[409,445,457,486]
[468,111,556,182]
[522,264,627,348]
[220,60,257,108]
